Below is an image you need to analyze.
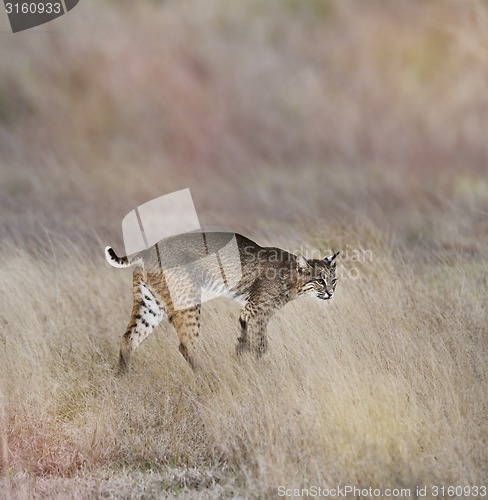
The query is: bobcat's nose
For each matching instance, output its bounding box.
[319,291,333,300]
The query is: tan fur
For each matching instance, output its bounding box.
[107,232,338,372]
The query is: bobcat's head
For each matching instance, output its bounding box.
[295,252,339,300]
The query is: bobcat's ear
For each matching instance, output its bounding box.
[296,253,311,273]
[325,251,340,266]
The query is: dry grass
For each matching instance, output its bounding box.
[1,0,488,497]
[0,235,486,497]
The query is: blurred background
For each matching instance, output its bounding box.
[1,2,487,493]
[1,0,487,256]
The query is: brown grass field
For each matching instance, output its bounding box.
[0,1,487,498]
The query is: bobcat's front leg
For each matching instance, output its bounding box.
[236,313,250,355]
[236,304,271,357]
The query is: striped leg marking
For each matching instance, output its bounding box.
[119,277,165,372]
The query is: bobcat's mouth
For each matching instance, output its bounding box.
[318,291,333,300]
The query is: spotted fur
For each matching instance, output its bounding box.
[106,232,338,372]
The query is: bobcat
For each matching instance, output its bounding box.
[105,232,338,372]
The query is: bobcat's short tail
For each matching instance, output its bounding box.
[105,246,143,269]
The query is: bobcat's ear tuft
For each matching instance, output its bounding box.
[325,251,340,266]
[296,253,311,273]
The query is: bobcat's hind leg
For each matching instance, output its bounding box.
[168,305,201,370]
[119,272,164,373]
